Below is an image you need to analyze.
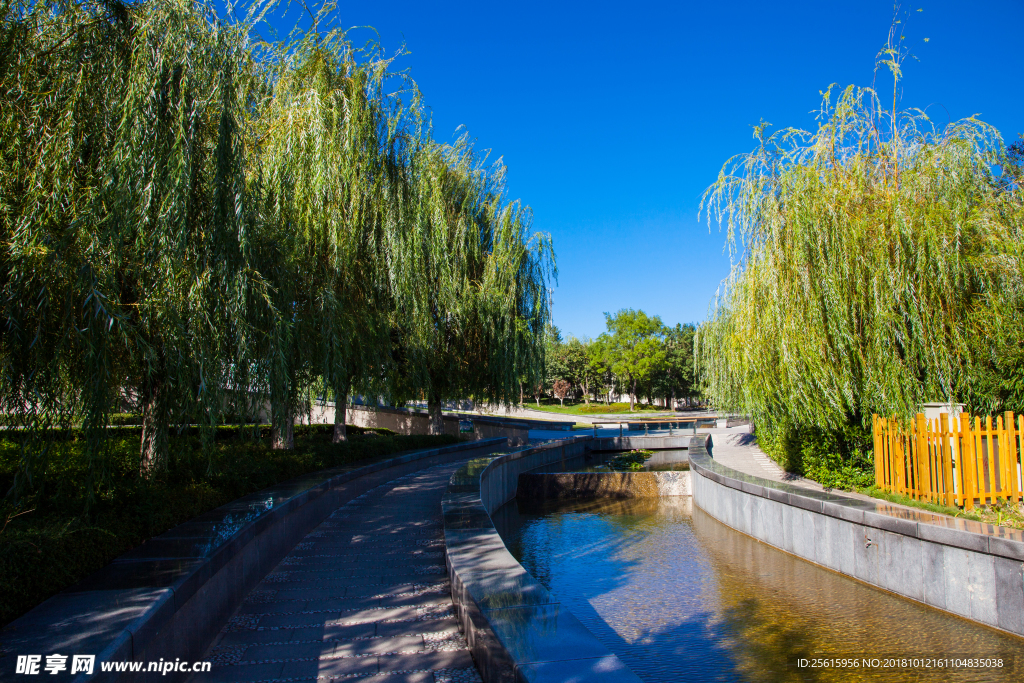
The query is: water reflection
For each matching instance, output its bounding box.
[499,497,1024,682]
[579,449,691,472]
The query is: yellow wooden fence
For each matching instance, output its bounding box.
[873,412,1024,509]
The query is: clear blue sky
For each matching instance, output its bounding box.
[268,0,1023,339]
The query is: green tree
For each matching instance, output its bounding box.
[397,137,553,433]
[602,309,666,411]
[255,28,399,447]
[543,325,568,397]
[0,0,275,481]
[587,337,615,405]
[0,0,555,503]
[655,323,697,408]
[564,336,598,405]
[697,82,1024,471]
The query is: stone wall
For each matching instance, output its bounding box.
[346,405,530,446]
[442,437,643,683]
[689,437,1024,638]
[516,471,690,500]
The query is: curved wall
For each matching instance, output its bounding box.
[689,436,1024,638]
[442,438,644,683]
[346,405,534,444]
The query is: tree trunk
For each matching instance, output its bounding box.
[139,377,168,476]
[428,393,445,435]
[559,397,564,407]
[519,383,524,406]
[630,379,636,412]
[272,402,294,449]
[333,388,348,443]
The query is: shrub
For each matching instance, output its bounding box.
[607,449,654,471]
[761,422,873,490]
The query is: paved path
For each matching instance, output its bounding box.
[708,427,799,484]
[708,427,932,510]
[198,462,482,683]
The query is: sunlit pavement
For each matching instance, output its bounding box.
[195,463,483,683]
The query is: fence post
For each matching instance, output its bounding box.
[915,413,929,502]
[885,418,894,491]
[894,417,905,496]
[1015,414,1024,504]
[983,416,995,505]
[1001,412,1016,504]
[962,415,976,510]
[940,413,954,507]
[873,415,883,488]
[1019,414,1024,504]
[999,413,1007,505]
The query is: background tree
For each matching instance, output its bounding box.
[255,28,399,447]
[542,324,567,400]
[601,309,666,411]
[552,379,571,407]
[587,336,615,405]
[396,136,553,433]
[564,336,596,405]
[654,323,697,409]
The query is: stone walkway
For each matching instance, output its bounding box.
[708,428,794,483]
[708,427,932,509]
[197,463,483,683]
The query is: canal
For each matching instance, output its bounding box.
[494,496,1024,682]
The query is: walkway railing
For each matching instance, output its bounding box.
[873,413,1024,509]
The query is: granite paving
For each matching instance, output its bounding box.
[709,427,797,484]
[195,464,483,683]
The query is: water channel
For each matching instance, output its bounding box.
[581,448,692,472]
[493,495,1024,682]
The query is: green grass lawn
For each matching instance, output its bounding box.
[524,401,674,416]
[0,426,459,627]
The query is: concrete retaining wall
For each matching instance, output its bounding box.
[689,436,1024,638]
[516,471,691,500]
[442,438,643,683]
[589,435,693,450]
[346,405,530,445]
[0,438,509,683]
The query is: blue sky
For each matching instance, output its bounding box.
[268,0,1023,339]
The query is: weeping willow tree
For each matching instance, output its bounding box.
[393,134,553,433]
[0,0,276,483]
[254,25,403,448]
[697,81,1024,464]
[1,0,553,500]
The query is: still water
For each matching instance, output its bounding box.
[578,449,692,472]
[495,497,1024,682]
